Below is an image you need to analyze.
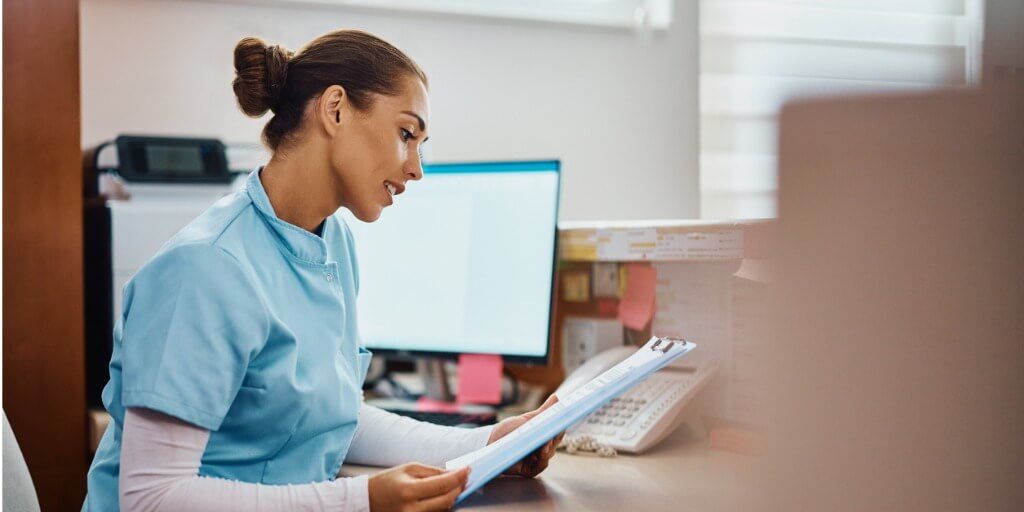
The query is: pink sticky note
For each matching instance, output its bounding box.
[456,354,503,405]
[416,396,462,413]
[618,264,657,330]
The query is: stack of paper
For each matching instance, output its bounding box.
[558,220,745,262]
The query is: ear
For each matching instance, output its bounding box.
[316,85,347,137]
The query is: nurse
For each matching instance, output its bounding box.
[83,29,561,512]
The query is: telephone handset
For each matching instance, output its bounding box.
[556,346,717,454]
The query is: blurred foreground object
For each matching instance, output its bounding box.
[3,411,41,512]
[759,89,1024,511]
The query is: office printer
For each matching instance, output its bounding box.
[83,135,249,406]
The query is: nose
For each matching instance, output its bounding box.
[406,155,424,182]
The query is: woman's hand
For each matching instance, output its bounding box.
[368,463,469,512]
[486,394,564,478]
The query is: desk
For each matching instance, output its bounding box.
[89,411,749,510]
[341,427,748,511]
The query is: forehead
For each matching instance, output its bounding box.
[373,76,429,126]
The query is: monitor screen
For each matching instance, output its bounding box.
[144,145,205,174]
[336,160,560,362]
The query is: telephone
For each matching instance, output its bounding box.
[556,346,717,454]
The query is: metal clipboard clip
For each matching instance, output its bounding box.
[650,337,687,354]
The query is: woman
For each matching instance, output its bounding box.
[83,30,560,512]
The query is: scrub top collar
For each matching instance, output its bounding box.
[246,168,331,265]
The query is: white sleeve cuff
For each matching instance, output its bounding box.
[469,425,496,450]
[346,404,498,467]
[337,474,370,512]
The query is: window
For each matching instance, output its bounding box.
[222,0,673,30]
[699,0,982,219]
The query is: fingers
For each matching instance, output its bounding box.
[553,431,566,447]
[404,463,445,478]
[507,452,550,479]
[523,459,549,478]
[521,394,561,421]
[506,461,524,476]
[528,437,556,459]
[548,434,564,455]
[508,437,558,478]
[492,397,563,446]
[519,410,541,421]
[409,466,469,500]
[373,464,467,512]
[414,480,463,512]
[536,394,559,412]
[537,442,554,463]
[529,456,550,477]
[506,415,530,429]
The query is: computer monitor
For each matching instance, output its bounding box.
[336,160,560,364]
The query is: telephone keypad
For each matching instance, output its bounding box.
[571,364,717,453]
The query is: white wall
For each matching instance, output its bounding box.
[81,0,699,221]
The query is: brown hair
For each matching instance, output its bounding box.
[232,30,427,151]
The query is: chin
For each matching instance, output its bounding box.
[351,206,383,223]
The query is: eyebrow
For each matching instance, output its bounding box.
[401,110,426,132]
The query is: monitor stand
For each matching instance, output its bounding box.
[368,358,497,426]
[416,358,453,402]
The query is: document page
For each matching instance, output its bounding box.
[445,337,695,503]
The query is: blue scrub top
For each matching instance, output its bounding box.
[83,169,372,511]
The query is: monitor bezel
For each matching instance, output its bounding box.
[113,135,233,184]
[362,159,561,366]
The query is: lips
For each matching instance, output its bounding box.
[384,180,406,198]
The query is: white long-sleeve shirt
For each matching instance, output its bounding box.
[119,405,493,512]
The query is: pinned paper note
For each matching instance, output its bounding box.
[591,262,620,298]
[561,271,590,302]
[456,354,503,405]
[618,264,657,330]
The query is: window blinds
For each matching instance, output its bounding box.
[699,0,976,219]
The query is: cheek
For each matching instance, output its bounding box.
[333,132,379,185]
[353,128,396,171]
[375,131,404,167]
[332,125,402,212]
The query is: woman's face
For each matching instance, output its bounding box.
[327,76,429,223]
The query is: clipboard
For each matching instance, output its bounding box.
[445,336,696,504]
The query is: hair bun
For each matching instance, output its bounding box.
[232,37,293,117]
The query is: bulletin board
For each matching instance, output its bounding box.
[507,219,773,424]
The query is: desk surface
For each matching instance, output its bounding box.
[341,427,748,511]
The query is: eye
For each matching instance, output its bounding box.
[400,128,414,142]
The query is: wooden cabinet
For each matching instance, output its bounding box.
[3,0,88,509]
